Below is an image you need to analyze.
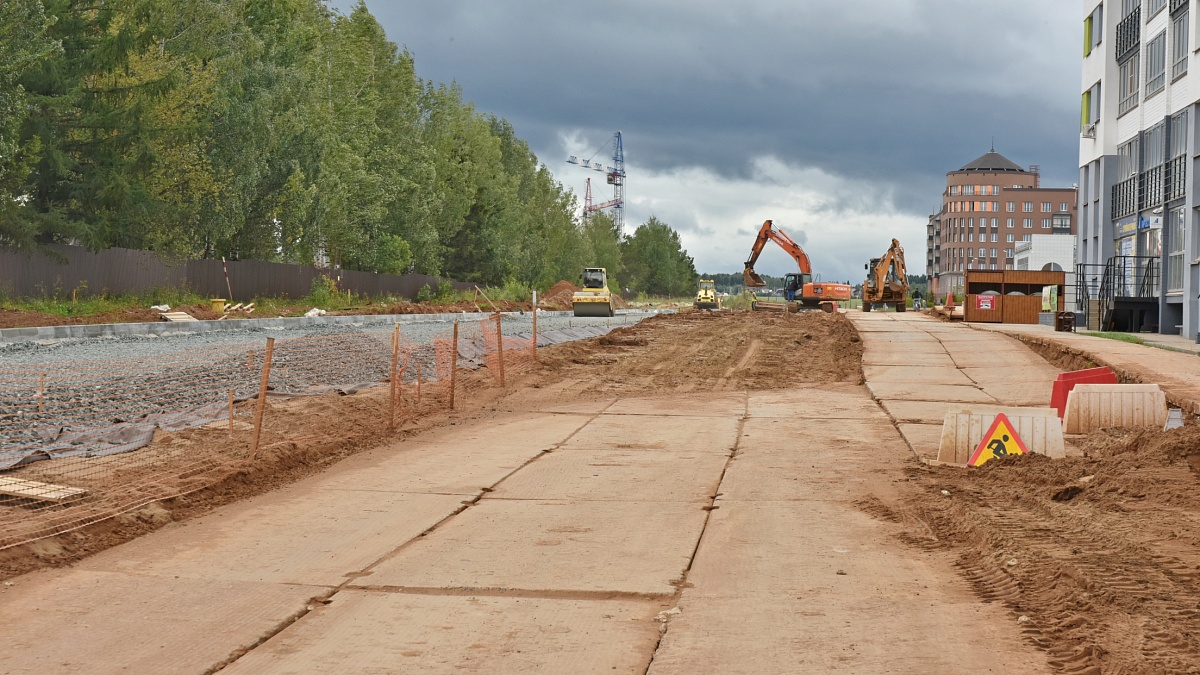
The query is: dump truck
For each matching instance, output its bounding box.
[743,219,852,312]
[693,279,719,310]
[862,238,909,312]
[572,267,616,317]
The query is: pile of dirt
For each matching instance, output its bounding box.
[541,281,580,310]
[529,310,863,394]
[898,423,1200,672]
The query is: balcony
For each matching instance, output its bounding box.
[1116,6,1140,62]
[1165,155,1186,201]
[1172,0,1188,15]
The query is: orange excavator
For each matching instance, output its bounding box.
[743,219,852,312]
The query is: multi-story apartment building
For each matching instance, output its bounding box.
[1079,0,1198,338]
[927,150,1078,297]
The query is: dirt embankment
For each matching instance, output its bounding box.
[529,310,862,394]
[894,424,1200,673]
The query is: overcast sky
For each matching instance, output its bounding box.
[340,1,1081,280]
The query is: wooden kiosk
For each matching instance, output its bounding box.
[964,270,1066,324]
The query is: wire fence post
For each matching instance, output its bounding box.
[228,389,235,438]
[390,324,400,431]
[250,337,275,459]
[449,321,458,410]
[494,312,506,388]
[531,291,538,361]
[38,372,45,414]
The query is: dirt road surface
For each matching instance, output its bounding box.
[3,311,1198,673]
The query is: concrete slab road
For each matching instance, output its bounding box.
[849,311,1063,459]
[0,352,1049,673]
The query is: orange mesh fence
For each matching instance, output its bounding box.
[0,317,555,551]
[0,327,433,550]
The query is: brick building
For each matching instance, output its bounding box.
[927,150,1079,297]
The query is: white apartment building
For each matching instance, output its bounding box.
[1079,0,1198,337]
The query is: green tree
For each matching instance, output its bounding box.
[621,216,697,297]
[0,0,60,249]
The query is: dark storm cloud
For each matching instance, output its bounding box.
[340,0,1081,273]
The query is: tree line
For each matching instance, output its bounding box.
[0,0,696,296]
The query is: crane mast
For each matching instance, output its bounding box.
[566,131,626,230]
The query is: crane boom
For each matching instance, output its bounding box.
[743,219,811,287]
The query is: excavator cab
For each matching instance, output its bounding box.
[783,273,812,302]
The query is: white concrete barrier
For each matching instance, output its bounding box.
[1062,384,1168,434]
[937,407,1065,466]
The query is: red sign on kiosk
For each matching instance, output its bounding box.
[975,294,994,310]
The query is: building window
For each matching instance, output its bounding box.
[1150,0,1167,16]
[1006,201,1015,212]
[1023,218,1033,228]
[968,232,974,242]
[1023,234,1032,242]
[1147,31,1167,96]
[990,248,998,258]
[978,248,986,257]
[1042,202,1052,212]
[1173,13,1188,79]
[991,233,998,242]
[1007,234,1015,242]
[1042,218,1052,228]
[1167,206,1185,291]
[1006,218,1014,227]
[1053,214,1071,230]
[1060,202,1069,211]
[1006,249,1014,259]
[1023,202,1033,212]
[991,218,998,227]
[1119,52,1140,116]
[963,185,975,196]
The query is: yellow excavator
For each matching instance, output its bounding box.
[572,267,616,317]
[862,239,909,312]
[693,279,719,310]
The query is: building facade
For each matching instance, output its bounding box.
[928,150,1078,297]
[1079,0,1199,338]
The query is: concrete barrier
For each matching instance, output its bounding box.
[1062,383,1168,434]
[937,407,1065,466]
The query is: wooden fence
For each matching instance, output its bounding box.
[0,245,473,301]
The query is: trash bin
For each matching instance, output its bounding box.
[1055,311,1075,332]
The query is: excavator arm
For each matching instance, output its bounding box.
[743,220,812,287]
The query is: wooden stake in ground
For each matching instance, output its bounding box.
[449,321,459,410]
[416,359,422,405]
[494,312,506,388]
[532,291,538,361]
[228,389,235,438]
[222,256,233,301]
[250,337,275,459]
[389,324,400,431]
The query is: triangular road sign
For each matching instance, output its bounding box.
[967,413,1029,467]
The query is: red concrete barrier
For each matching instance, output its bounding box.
[1050,366,1117,419]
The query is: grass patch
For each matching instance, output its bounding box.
[1081,331,1145,345]
[0,286,209,317]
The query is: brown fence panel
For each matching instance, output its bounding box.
[1001,294,1044,324]
[0,244,474,301]
[0,245,187,297]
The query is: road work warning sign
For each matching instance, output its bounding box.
[967,413,1029,467]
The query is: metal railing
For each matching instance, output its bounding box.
[1116,6,1141,61]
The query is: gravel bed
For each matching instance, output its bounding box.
[0,312,658,461]
[0,312,649,366]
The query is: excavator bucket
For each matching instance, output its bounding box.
[743,267,766,288]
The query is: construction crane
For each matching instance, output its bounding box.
[567,131,626,230]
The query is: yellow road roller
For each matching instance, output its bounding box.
[572,267,616,317]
